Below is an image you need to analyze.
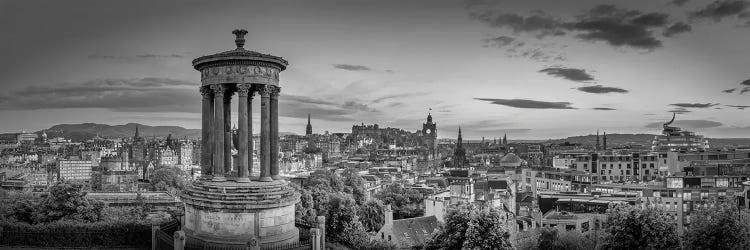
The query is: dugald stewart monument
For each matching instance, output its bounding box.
[180,29,301,248]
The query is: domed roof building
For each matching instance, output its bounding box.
[499,153,523,168]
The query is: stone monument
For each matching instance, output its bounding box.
[180,29,300,248]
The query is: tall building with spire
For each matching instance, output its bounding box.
[305,113,313,136]
[603,131,607,150]
[502,133,507,145]
[453,127,466,168]
[422,112,438,158]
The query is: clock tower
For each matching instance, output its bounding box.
[422,112,438,158]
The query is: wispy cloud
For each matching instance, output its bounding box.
[539,67,595,82]
[474,98,576,109]
[577,85,629,94]
[593,107,617,110]
[0,78,199,113]
[645,119,723,129]
[670,103,720,108]
[332,64,371,71]
[723,88,737,93]
[690,0,749,22]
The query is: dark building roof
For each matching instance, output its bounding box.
[391,215,439,248]
[488,179,508,189]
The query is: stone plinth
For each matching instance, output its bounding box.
[181,180,300,247]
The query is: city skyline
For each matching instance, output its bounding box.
[1,0,750,139]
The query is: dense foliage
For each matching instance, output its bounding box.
[600,204,680,250]
[683,201,750,250]
[424,203,513,250]
[150,166,186,192]
[359,199,386,232]
[0,182,153,247]
[294,169,393,249]
[536,227,598,250]
[375,181,425,219]
[8,182,106,224]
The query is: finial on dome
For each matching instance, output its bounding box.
[232,29,248,49]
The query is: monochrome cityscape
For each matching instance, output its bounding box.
[2,0,750,249]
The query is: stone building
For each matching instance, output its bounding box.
[180,30,302,248]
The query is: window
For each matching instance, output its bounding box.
[667,178,683,188]
[381,233,384,239]
[683,192,691,201]
[388,235,391,241]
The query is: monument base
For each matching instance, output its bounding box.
[181,179,300,248]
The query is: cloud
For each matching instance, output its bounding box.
[279,95,379,122]
[538,67,595,82]
[742,87,750,94]
[645,119,723,129]
[470,10,567,38]
[577,85,629,94]
[726,105,750,109]
[88,53,185,61]
[662,22,693,37]
[371,92,429,103]
[742,79,750,85]
[669,108,692,114]
[481,36,519,48]
[468,4,691,52]
[474,98,576,109]
[722,88,737,93]
[332,64,371,71]
[690,0,749,22]
[593,107,617,110]
[669,103,720,108]
[0,78,200,113]
[669,0,691,6]
[570,5,671,50]
[341,101,378,112]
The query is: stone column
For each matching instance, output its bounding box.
[236,84,251,182]
[247,86,254,176]
[258,85,272,182]
[224,88,233,174]
[200,86,213,177]
[211,84,226,181]
[270,86,281,180]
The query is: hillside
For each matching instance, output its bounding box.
[40,123,201,142]
[38,123,299,142]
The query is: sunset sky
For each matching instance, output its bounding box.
[1,0,749,139]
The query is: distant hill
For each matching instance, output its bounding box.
[38,123,298,142]
[548,134,657,147]
[40,123,201,142]
[548,134,750,148]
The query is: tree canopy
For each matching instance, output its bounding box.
[601,204,680,250]
[425,203,514,250]
[683,201,750,250]
[375,182,425,220]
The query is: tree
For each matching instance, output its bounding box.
[536,227,597,250]
[375,182,424,219]
[14,181,107,224]
[601,204,680,250]
[683,201,750,250]
[359,199,385,232]
[150,166,185,191]
[425,203,513,250]
[341,168,367,205]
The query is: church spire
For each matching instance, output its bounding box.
[503,133,507,145]
[134,125,140,140]
[305,113,313,136]
[596,130,600,151]
[603,131,607,150]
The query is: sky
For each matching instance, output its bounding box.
[0,0,749,139]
